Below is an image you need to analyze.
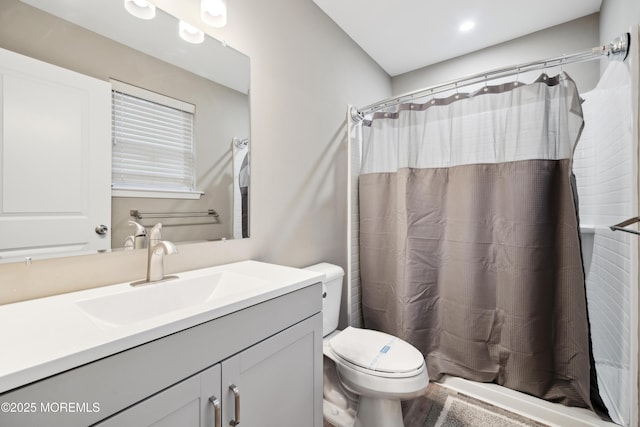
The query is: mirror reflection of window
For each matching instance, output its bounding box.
[111,80,201,199]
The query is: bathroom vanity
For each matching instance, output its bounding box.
[0,261,324,427]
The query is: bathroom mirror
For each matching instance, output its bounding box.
[0,0,250,263]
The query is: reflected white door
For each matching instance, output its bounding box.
[0,48,111,260]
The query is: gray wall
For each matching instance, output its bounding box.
[392,14,601,96]
[600,0,640,48]
[0,0,391,305]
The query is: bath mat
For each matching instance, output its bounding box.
[325,383,549,427]
[402,383,549,427]
[433,395,539,427]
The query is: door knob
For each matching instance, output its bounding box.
[95,225,109,235]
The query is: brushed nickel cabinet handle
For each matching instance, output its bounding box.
[209,395,221,427]
[229,384,241,426]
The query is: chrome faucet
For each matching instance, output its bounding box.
[144,223,178,283]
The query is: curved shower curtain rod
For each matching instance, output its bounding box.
[351,33,631,121]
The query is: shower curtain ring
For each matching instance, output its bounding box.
[454,83,460,99]
[483,76,489,92]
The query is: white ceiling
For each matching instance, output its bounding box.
[313,0,602,76]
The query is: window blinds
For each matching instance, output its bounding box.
[111,81,197,194]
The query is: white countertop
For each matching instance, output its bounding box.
[0,260,324,394]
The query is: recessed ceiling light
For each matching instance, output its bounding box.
[459,21,475,32]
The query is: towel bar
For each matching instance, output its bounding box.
[130,209,219,220]
[609,216,640,236]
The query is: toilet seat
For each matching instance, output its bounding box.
[328,327,425,378]
[330,351,425,379]
[325,328,429,400]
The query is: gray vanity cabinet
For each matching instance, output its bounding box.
[95,364,221,427]
[95,315,319,427]
[0,283,323,427]
[220,316,319,426]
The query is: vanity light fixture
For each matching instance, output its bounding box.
[179,21,205,44]
[124,0,156,20]
[459,21,475,32]
[201,0,227,28]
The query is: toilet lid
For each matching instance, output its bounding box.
[329,327,424,374]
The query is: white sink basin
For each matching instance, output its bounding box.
[75,271,270,327]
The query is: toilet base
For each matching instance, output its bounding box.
[354,396,404,427]
[323,399,356,427]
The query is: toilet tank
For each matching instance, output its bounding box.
[304,263,344,337]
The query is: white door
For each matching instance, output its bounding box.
[0,47,111,260]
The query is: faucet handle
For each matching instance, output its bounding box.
[153,240,178,256]
[149,223,163,247]
[128,221,147,237]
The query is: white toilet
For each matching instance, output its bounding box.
[305,263,429,427]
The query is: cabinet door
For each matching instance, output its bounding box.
[95,364,221,427]
[221,314,323,427]
[0,47,111,259]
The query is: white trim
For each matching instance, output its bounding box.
[630,24,640,427]
[110,79,194,113]
[112,189,203,200]
[346,105,354,327]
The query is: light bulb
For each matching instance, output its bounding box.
[203,1,224,16]
[179,21,205,44]
[124,0,156,19]
[124,0,156,20]
[201,0,227,27]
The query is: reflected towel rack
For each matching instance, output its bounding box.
[610,217,640,236]
[130,209,219,220]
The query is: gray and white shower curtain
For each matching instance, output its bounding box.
[359,73,593,407]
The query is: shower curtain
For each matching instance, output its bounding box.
[574,61,634,425]
[359,73,593,408]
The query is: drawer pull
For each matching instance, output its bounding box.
[209,395,221,427]
[229,384,241,426]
